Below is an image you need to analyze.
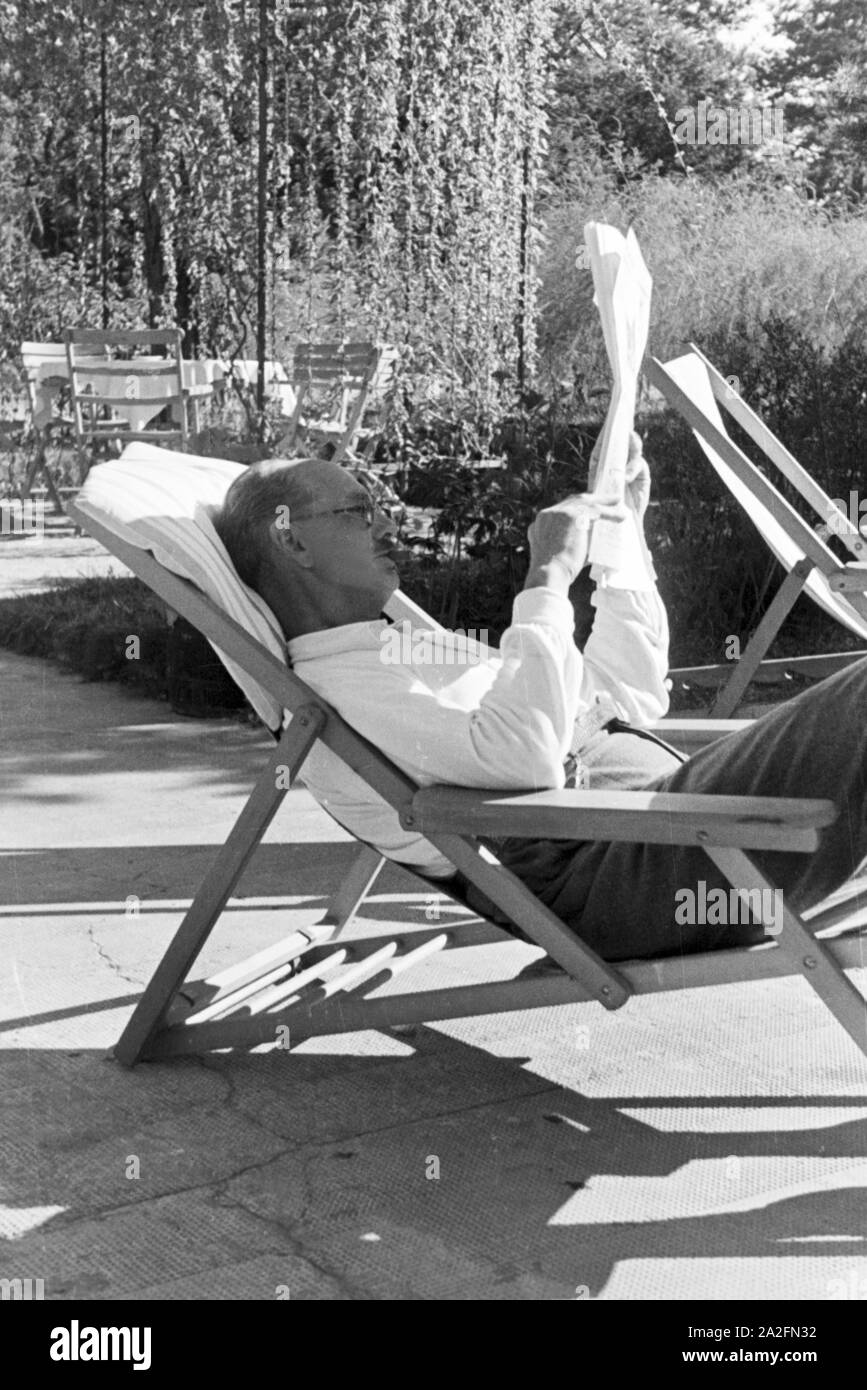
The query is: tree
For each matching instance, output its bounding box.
[546,0,758,188]
[761,0,867,202]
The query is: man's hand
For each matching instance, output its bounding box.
[624,430,651,527]
[525,493,627,593]
[589,429,651,528]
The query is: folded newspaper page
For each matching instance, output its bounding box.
[583,221,653,589]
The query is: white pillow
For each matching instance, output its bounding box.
[75,443,287,730]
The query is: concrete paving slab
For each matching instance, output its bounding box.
[0,532,128,597]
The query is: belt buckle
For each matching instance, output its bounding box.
[572,694,618,755]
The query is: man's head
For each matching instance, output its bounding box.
[215,457,401,639]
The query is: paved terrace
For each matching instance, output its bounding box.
[1,532,867,1301]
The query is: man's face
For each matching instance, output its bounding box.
[282,464,402,610]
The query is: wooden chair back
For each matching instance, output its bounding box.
[64,328,189,478]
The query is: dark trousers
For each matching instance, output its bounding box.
[479,659,867,961]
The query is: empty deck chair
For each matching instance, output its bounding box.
[647,347,867,717]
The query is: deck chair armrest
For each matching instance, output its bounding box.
[403,787,836,852]
[830,563,867,593]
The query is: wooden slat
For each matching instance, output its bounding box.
[178,925,333,1016]
[66,328,179,347]
[141,925,867,1057]
[295,355,371,370]
[181,951,343,1025]
[405,786,836,851]
[65,361,180,376]
[296,344,377,361]
[69,393,184,406]
[299,922,507,975]
[339,932,450,996]
[670,651,866,685]
[111,430,185,441]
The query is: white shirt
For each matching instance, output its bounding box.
[288,580,670,878]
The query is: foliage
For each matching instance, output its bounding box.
[0,573,250,714]
[539,173,867,391]
[761,0,867,204]
[0,574,168,687]
[546,0,758,190]
[1,0,555,430]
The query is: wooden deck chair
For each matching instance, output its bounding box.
[646,347,867,717]
[67,444,867,1066]
[65,328,193,482]
[283,341,397,466]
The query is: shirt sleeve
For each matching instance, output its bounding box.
[299,587,583,792]
[580,582,671,725]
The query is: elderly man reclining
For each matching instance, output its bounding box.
[215,444,867,962]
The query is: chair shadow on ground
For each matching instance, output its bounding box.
[1,1035,866,1298]
[3,839,867,1298]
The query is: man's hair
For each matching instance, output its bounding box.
[214,458,317,593]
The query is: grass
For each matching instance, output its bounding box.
[540,174,867,393]
[0,575,169,689]
[0,573,250,716]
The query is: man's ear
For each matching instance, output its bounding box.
[268,515,315,571]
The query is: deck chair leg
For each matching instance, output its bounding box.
[42,455,65,515]
[712,558,814,717]
[426,832,631,1009]
[322,844,385,936]
[21,438,63,515]
[706,845,867,1056]
[114,706,325,1066]
[20,446,41,499]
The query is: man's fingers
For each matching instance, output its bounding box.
[569,499,628,527]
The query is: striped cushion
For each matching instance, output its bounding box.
[75,443,286,729]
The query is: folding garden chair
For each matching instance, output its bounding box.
[283,341,397,466]
[65,327,195,482]
[647,347,867,717]
[67,444,867,1066]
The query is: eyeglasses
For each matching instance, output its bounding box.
[291,497,376,527]
[291,494,402,527]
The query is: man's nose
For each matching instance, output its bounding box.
[372,508,397,540]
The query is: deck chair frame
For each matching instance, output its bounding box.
[284,341,395,466]
[67,500,867,1065]
[647,346,867,717]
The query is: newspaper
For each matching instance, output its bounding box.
[583,221,653,589]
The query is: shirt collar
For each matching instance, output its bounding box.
[288,618,392,663]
